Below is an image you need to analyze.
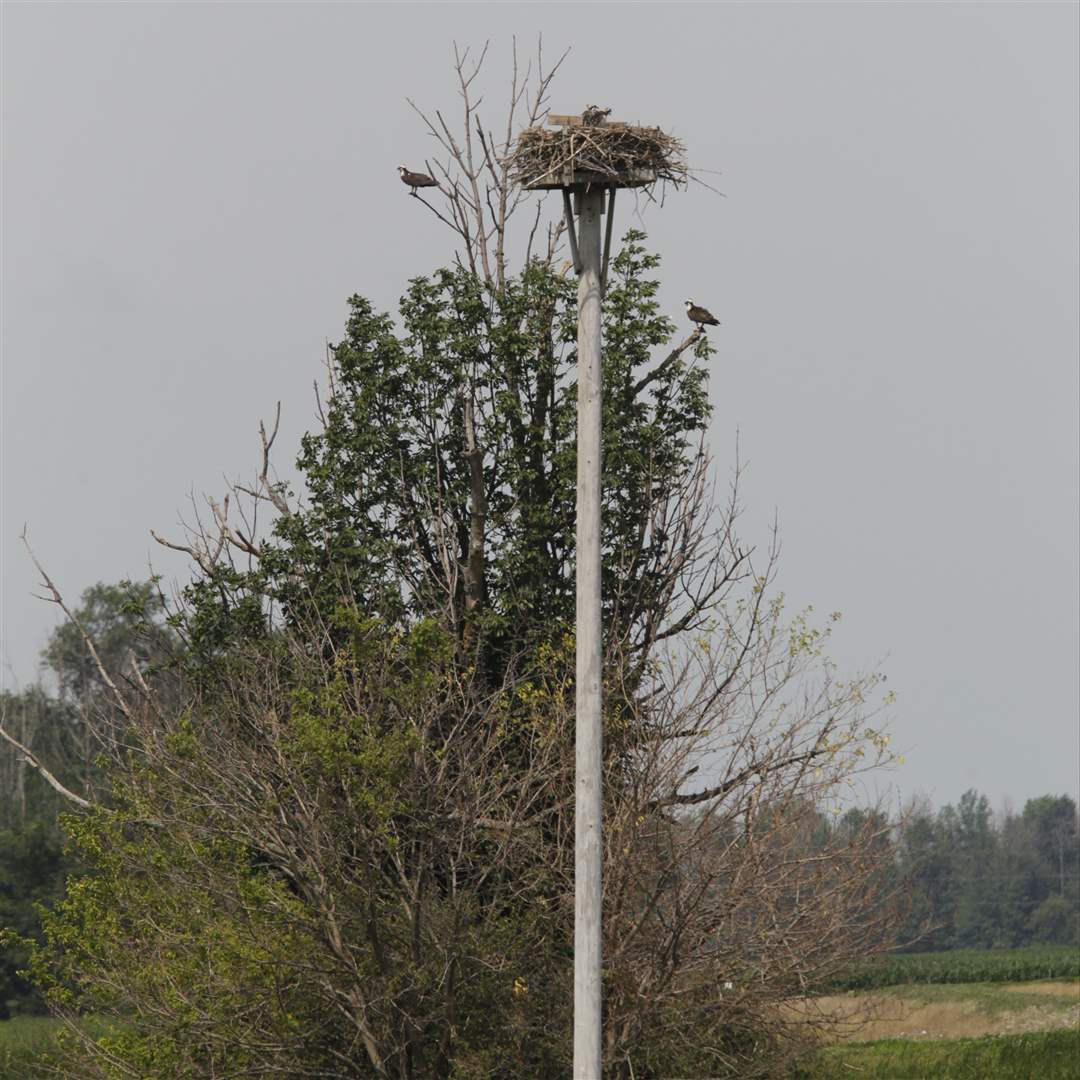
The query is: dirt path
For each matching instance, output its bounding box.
[791,981,1080,1042]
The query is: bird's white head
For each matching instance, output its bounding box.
[398,165,408,175]
[684,299,694,308]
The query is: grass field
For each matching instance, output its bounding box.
[796,973,1079,1079]
[797,976,1078,1040]
[797,1029,1080,1079]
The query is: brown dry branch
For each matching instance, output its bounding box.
[598,625,904,1077]
[19,529,136,730]
[0,713,91,809]
[407,39,569,288]
[151,402,295,577]
[233,400,293,518]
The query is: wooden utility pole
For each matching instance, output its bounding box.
[520,111,662,1076]
[573,185,605,1080]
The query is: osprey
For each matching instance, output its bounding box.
[685,299,721,329]
[398,166,439,195]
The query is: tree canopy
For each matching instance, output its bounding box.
[179,235,717,690]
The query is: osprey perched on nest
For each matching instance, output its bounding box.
[398,166,438,195]
[685,299,721,329]
[581,104,612,125]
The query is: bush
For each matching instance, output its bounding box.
[1027,897,1080,946]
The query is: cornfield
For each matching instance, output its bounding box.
[827,946,1080,990]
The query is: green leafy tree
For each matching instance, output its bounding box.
[183,236,716,695]
[0,687,78,830]
[0,687,78,1016]
[42,580,173,706]
[948,789,998,948]
[0,822,72,1016]
[1027,896,1079,946]
[1022,796,1080,902]
[0,581,174,1018]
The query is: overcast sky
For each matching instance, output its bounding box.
[3,2,1077,812]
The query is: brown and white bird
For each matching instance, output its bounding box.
[685,299,721,329]
[398,165,439,195]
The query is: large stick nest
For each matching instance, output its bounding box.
[507,121,688,190]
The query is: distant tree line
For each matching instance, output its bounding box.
[896,788,1079,951]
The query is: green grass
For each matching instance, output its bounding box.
[828,945,1080,990]
[795,1029,1080,1079]
[0,1016,61,1079]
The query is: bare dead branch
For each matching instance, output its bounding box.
[646,748,828,812]
[257,402,292,517]
[21,529,135,727]
[632,328,705,397]
[0,713,92,808]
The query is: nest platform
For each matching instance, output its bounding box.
[508,115,687,192]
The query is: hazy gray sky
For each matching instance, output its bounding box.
[3,3,1077,811]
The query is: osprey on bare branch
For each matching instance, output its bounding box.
[685,299,721,329]
[398,166,439,195]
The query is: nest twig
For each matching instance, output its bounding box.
[506,122,688,190]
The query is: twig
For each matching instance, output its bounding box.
[21,528,135,727]
[632,328,704,397]
[0,719,92,808]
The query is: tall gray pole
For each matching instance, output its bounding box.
[574,185,604,1080]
